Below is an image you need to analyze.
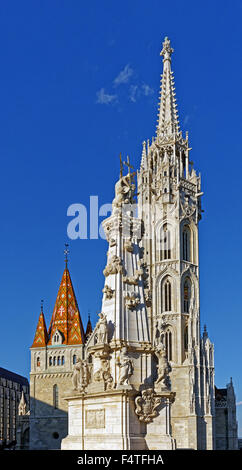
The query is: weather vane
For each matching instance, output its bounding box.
[64,243,69,267]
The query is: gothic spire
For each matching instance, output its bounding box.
[156,37,180,140]
[31,303,48,348]
[48,264,85,345]
[85,312,93,339]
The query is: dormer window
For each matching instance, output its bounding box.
[52,329,63,346]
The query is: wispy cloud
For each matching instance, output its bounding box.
[142,83,154,96]
[184,114,190,125]
[96,66,154,106]
[129,85,139,103]
[236,401,242,406]
[96,88,118,105]
[113,64,133,86]
[129,83,154,103]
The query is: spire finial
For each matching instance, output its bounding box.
[41,299,44,313]
[156,37,180,140]
[160,36,174,64]
[119,152,123,178]
[64,243,69,267]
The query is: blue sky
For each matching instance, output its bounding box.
[0,1,241,435]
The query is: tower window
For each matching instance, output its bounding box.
[36,357,40,367]
[161,277,172,312]
[49,357,52,366]
[184,325,188,351]
[182,226,191,261]
[164,329,172,361]
[53,385,59,409]
[160,224,172,260]
[73,355,77,365]
[61,356,65,365]
[183,278,191,313]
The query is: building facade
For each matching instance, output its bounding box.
[29,262,90,450]
[136,36,216,449]
[215,379,238,449]
[0,367,29,447]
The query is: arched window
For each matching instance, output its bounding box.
[57,356,61,366]
[183,278,191,313]
[182,225,190,261]
[53,357,56,366]
[36,357,40,367]
[53,385,58,409]
[184,325,188,352]
[161,278,172,312]
[61,356,65,365]
[73,355,77,365]
[160,224,172,260]
[164,329,172,361]
[49,357,52,367]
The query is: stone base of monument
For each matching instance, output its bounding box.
[61,389,147,450]
[145,396,176,450]
[61,388,176,450]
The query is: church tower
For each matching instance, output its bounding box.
[29,257,85,450]
[137,37,215,449]
[60,37,238,451]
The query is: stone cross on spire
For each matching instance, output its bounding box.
[64,243,69,267]
[156,37,180,140]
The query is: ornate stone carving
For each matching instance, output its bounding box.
[116,347,133,387]
[144,290,152,307]
[154,345,170,391]
[109,238,116,247]
[124,239,133,252]
[85,409,105,429]
[93,353,114,391]
[135,389,161,423]
[112,172,135,209]
[72,358,91,392]
[103,255,124,277]
[96,312,108,344]
[123,274,138,286]
[102,285,114,300]
[124,291,140,310]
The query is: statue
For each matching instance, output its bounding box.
[155,345,170,390]
[72,358,90,391]
[72,358,83,390]
[124,291,140,310]
[102,285,114,300]
[116,347,133,386]
[112,155,136,209]
[96,312,108,344]
[103,255,124,277]
[93,355,114,391]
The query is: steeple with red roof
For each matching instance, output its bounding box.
[31,301,48,348]
[47,247,85,345]
[31,246,85,348]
